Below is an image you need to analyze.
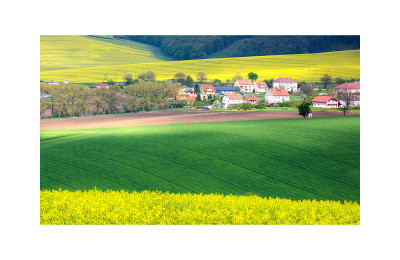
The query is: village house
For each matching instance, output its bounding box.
[180,87,195,95]
[253,81,268,93]
[234,79,254,93]
[94,83,109,88]
[244,96,260,105]
[215,86,238,95]
[63,80,70,84]
[202,84,215,95]
[265,89,290,104]
[222,93,243,109]
[333,81,360,107]
[272,77,298,92]
[311,96,341,108]
[176,95,196,104]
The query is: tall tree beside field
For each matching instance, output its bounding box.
[302,83,314,97]
[320,74,332,88]
[232,72,243,82]
[194,84,200,94]
[241,102,254,111]
[124,73,134,85]
[174,73,186,85]
[298,101,312,118]
[138,71,156,81]
[185,75,194,87]
[196,72,207,82]
[255,102,267,110]
[247,72,258,82]
[337,90,359,116]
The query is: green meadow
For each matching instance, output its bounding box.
[40,116,360,202]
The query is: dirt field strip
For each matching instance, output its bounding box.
[40,110,359,130]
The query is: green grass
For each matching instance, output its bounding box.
[40,35,172,72]
[40,48,360,83]
[40,116,360,202]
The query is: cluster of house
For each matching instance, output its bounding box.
[310,81,360,108]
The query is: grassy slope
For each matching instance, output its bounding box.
[40,35,172,72]
[40,49,360,83]
[40,116,360,202]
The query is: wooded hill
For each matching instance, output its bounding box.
[114,35,360,60]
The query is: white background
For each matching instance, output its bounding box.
[1,0,399,259]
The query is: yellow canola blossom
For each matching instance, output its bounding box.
[40,189,360,225]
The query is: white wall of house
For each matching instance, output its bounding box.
[312,99,340,108]
[272,82,298,92]
[265,91,290,104]
[222,96,243,108]
[254,83,267,93]
[234,81,254,93]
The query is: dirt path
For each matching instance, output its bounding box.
[40,109,359,130]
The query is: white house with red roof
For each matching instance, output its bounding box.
[94,83,109,88]
[311,96,341,108]
[234,79,254,93]
[202,84,215,95]
[222,93,243,109]
[253,81,268,93]
[333,81,360,94]
[265,89,290,104]
[272,77,298,92]
[244,96,260,105]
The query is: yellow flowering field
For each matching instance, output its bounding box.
[40,189,360,225]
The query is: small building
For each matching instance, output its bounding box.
[63,80,70,84]
[253,81,268,93]
[234,79,254,93]
[222,93,244,109]
[202,84,215,95]
[180,87,195,95]
[333,81,360,94]
[311,96,341,108]
[43,80,59,86]
[272,77,298,92]
[94,83,109,88]
[116,82,128,86]
[265,89,290,104]
[244,96,260,105]
[215,86,238,95]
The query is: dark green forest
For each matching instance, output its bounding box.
[114,35,360,60]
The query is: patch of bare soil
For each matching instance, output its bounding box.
[40,109,359,130]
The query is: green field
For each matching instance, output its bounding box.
[40,116,360,202]
[40,35,172,72]
[41,39,360,83]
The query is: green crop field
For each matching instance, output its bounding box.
[41,36,359,83]
[40,35,172,72]
[41,116,360,202]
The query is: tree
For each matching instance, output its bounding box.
[40,99,49,118]
[107,78,115,85]
[138,71,156,81]
[335,77,345,84]
[185,75,194,87]
[212,100,222,109]
[337,90,359,116]
[196,93,202,102]
[255,102,267,110]
[320,74,332,88]
[124,73,134,85]
[196,72,207,82]
[213,79,222,85]
[232,72,243,82]
[241,102,254,111]
[298,102,312,118]
[194,84,200,94]
[174,73,186,85]
[248,72,258,82]
[302,83,314,97]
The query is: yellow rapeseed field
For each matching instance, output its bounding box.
[40,189,360,225]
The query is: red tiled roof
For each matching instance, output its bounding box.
[202,84,215,92]
[269,89,289,96]
[274,77,297,83]
[95,83,109,86]
[225,93,243,100]
[311,96,338,103]
[176,96,196,101]
[237,79,253,85]
[254,81,267,87]
[334,81,360,90]
[244,96,260,101]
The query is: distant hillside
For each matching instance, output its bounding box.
[114,35,360,61]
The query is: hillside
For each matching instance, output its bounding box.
[41,116,360,202]
[40,35,172,72]
[116,35,360,60]
[40,49,360,83]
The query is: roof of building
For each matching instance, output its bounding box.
[176,96,196,101]
[215,86,237,91]
[95,83,109,86]
[274,77,297,83]
[244,96,260,101]
[236,79,253,85]
[225,93,243,100]
[202,84,215,92]
[311,96,338,103]
[254,81,268,87]
[334,81,360,90]
[269,89,289,96]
